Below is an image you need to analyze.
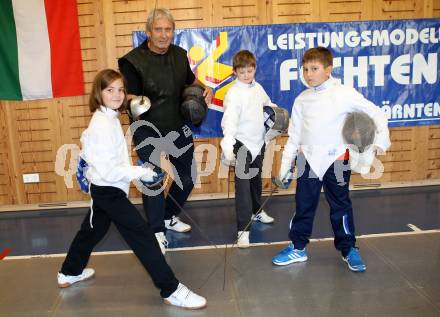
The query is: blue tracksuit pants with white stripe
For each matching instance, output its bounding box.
[289,156,356,257]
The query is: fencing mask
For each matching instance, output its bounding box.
[181,85,207,127]
[263,106,289,142]
[342,112,377,174]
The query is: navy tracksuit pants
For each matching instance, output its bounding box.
[289,155,356,257]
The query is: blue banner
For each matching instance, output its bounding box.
[133,18,440,138]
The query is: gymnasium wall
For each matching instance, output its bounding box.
[0,0,439,206]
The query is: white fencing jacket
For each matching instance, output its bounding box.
[221,79,276,161]
[81,106,147,195]
[282,77,391,179]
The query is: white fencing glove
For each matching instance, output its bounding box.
[137,159,166,188]
[349,145,376,175]
[139,167,157,183]
[278,158,292,181]
[221,148,236,166]
[76,156,90,193]
[272,158,294,189]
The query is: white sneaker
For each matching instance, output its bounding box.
[155,232,168,255]
[57,268,95,288]
[165,216,191,233]
[253,210,274,224]
[237,231,250,248]
[164,283,207,309]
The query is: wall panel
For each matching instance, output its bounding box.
[435,0,440,16]
[377,0,426,19]
[428,126,440,179]
[211,0,269,26]
[320,0,373,22]
[270,0,320,23]
[0,107,14,204]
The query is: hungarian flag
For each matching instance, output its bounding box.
[0,0,84,101]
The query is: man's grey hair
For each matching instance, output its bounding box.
[146,8,175,33]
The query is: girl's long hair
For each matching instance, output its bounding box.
[89,69,128,113]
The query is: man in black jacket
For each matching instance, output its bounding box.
[119,8,213,254]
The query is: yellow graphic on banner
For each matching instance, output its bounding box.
[187,32,234,110]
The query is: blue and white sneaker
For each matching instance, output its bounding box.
[343,247,366,272]
[272,243,308,266]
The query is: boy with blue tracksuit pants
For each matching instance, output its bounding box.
[272,47,391,272]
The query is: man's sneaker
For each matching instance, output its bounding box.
[272,243,308,266]
[343,247,366,272]
[57,268,95,288]
[253,210,274,224]
[165,216,191,233]
[164,283,207,309]
[155,232,168,255]
[237,231,250,248]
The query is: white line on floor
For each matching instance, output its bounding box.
[407,223,422,231]
[3,228,439,260]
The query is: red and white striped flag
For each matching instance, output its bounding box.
[0,0,84,100]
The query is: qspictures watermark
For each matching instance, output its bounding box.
[54,120,387,193]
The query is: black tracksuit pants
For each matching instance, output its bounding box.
[133,124,196,233]
[233,140,265,231]
[60,184,179,298]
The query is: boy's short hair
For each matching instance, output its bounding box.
[302,47,333,67]
[233,50,256,70]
